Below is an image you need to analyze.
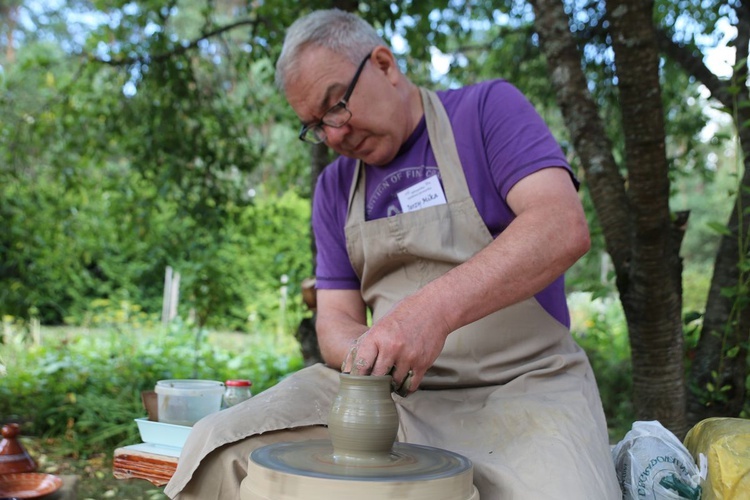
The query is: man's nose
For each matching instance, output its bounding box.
[323,124,350,146]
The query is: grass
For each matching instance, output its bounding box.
[1,320,306,499]
[22,436,167,499]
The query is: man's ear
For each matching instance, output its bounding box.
[371,46,400,83]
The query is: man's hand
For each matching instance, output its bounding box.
[340,295,450,395]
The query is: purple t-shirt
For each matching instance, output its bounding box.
[312,79,575,326]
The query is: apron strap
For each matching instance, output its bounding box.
[419,87,473,203]
[346,87,474,223]
[345,157,364,224]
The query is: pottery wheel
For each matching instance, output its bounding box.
[241,439,480,500]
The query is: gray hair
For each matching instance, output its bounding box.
[275,9,387,92]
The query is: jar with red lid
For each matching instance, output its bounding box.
[222,379,253,408]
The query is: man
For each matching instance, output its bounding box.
[165,9,620,499]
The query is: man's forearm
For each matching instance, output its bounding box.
[315,289,369,369]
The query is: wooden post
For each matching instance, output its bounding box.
[162,267,180,326]
[162,266,173,326]
[279,274,288,336]
[169,271,180,322]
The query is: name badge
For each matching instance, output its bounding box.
[397,175,447,214]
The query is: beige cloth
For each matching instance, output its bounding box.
[165,88,620,499]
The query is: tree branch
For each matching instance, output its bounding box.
[450,25,535,55]
[530,0,633,279]
[654,27,734,110]
[735,1,750,99]
[92,17,261,66]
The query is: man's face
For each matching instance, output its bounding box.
[285,47,407,166]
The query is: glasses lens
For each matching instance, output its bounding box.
[297,53,368,145]
[299,104,352,144]
[322,104,352,128]
[300,125,325,144]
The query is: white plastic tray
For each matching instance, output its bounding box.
[135,417,192,449]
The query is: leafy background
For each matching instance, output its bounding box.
[0,0,744,497]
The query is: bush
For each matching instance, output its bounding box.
[569,292,634,441]
[0,319,303,457]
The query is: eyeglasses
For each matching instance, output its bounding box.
[298,52,372,145]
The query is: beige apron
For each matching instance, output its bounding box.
[343,88,620,497]
[165,88,620,500]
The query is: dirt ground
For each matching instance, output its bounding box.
[24,438,167,500]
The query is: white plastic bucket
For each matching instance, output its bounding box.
[155,379,225,426]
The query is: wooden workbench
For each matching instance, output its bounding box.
[113,443,179,486]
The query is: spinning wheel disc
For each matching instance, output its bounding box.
[241,440,479,500]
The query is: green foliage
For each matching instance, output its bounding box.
[569,292,634,440]
[1,0,748,436]
[177,188,313,332]
[682,263,714,317]
[0,0,726,328]
[0,3,315,329]
[0,320,303,457]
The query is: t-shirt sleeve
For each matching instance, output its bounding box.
[480,81,576,199]
[312,164,361,290]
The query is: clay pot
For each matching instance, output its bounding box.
[0,423,37,474]
[327,373,399,464]
[141,390,158,421]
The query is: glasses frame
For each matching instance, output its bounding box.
[298,52,372,145]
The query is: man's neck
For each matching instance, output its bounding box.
[404,82,425,141]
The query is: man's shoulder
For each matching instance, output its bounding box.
[325,154,357,172]
[316,155,357,197]
[436,79,518,106]
[436,79,534,131]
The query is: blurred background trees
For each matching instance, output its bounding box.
[1,0,748,438]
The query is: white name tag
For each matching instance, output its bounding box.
[397,175,447,214]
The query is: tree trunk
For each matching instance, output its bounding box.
[532,0,688,435]
[689,195,750,421]
[687,35,750,418]
[528,0,631,272]
[1,4,18,64]
[295,0,359,365]
[332,0,358,10]
[656,3,750,423]
[295,142,330,367]
[607,0,688,436]
[684,3,750,424]
[309,142,330,263]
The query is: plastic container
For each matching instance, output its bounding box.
[223,379,253,408]
[134,417,191,448]
[155,379,225,426]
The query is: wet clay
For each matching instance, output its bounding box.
[240,373,480,500]
[327,374,399,464]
